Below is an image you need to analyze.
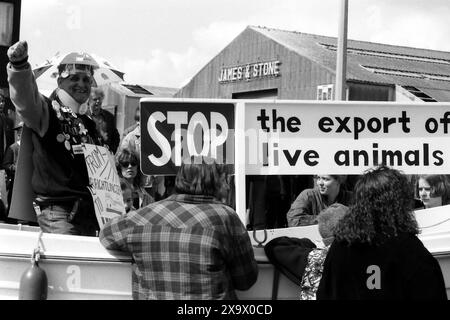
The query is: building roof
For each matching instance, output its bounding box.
[248,26,450,101]
[107,83,178,98]
[140,84,179,97]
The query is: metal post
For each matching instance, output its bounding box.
[335,0,348,100]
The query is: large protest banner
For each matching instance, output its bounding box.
[82,144,124,228]
[137,98,450,222]
[140,99,235,175]
[244,101,450,175]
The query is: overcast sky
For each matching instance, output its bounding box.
[20,0,450,89]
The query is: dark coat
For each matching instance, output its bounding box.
[264,236,317,286]
[317,233,447,300]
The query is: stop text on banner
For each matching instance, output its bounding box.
[140,100,235,175]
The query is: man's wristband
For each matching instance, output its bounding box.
[10,55,29,68]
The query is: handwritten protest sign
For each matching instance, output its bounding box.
[82,144,125,228]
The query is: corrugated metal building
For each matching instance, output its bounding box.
[175,25,450,102]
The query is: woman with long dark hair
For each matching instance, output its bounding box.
[116,148,153,209]
[317,166,446,300]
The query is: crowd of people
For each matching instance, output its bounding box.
[265,167,447,300]
[1,40,448,300]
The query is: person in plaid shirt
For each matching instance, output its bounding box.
[100,155,258,299]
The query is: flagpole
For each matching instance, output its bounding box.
[335,0,348,100]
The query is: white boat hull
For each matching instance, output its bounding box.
[1,206,450,300]
[0,225,132,300]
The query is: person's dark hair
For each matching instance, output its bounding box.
[116,147,144,188]
[175,156,227,198]
[334,166,419,245]
[416,174,450,205]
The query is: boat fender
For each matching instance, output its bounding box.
[19,237,48,300]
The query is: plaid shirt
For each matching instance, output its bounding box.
[100,194,258,300]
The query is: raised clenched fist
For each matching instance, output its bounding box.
[7,40,28,64]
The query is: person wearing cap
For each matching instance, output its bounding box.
[317,166,446,300]
[6,40,104,236]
